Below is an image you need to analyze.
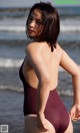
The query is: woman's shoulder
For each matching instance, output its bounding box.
[25,42,43,62]
[26,42,42,48]
[56,43,62,51]
[26,42,42,53]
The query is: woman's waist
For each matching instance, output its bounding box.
[24,81,58,94]
[27,79,58,90]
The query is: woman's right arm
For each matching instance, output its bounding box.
[26,43,51,131]
[59,45,80,121]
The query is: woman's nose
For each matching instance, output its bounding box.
[29,20,35,27]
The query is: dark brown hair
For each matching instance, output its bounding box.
[26,2,60,52]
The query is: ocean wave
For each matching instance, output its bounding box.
[0,25,80,32]
[0,58,23,67]
[58,89,73,96]
[0,85,23,92]
[0,26,25,32]
[61,25,80,32]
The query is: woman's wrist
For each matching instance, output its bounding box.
[73,102,80,109]
[74,99,80,105]
[37,110,44,116]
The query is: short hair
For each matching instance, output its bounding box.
[26,2,60,52]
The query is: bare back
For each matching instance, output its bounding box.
[22,42,62,91]
[20,42,75,133]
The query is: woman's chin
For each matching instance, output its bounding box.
[28,34,35,38]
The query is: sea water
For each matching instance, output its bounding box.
[0,5,80,133]
[0,6,80,94]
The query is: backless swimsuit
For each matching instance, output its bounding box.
[19,60,70,133]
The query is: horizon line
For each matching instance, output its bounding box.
[0,4,80,9]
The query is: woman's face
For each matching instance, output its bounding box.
[27,9,44,39]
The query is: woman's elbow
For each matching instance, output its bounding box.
[40,76,51,86]
[72,66,80,77]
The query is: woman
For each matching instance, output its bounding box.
[19,2,80,133]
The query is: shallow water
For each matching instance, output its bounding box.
[0,6,80,133]
[0,90,80,133]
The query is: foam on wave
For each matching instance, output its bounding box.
[0,25,80,32]
[0,58,23,67]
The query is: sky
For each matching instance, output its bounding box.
[0,0,53,8]
[0,0,80,8]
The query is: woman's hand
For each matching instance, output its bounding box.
[70,104,80,121]
[36,113,48,132]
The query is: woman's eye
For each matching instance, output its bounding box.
[36,21,42,25]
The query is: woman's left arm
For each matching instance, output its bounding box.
[70,67,80,121]
[59,47,80,121]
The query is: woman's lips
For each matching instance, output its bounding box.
[28,29,34,33]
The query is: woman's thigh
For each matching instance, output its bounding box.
[24,114,56,133]
[64,118,73,133]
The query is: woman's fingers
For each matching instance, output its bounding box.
[70,105,80,121]
[36,119,47,131]
[36,113,48,132]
